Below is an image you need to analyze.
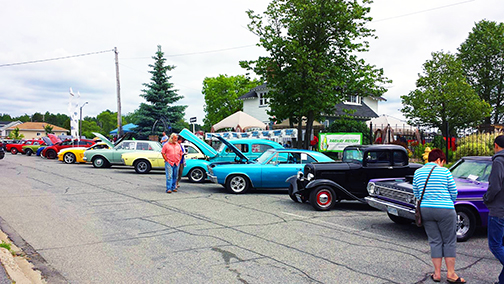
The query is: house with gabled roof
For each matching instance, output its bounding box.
[0,121,22,138]
[6,122,68,139]
[238,83,385,128]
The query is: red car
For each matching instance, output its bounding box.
[6,139,46,155]
[42,139,95,159]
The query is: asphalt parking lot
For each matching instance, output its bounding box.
[0,154,501,283]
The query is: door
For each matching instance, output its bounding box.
[261,152,305,188]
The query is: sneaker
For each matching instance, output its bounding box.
[173,189,178,192]
[166,190,172,193]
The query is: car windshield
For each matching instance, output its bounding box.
[256,149,276,164]
[342,148,364,163]
[450,159,492,182]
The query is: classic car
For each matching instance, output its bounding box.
[83,133,161,168]
[57,142,110,164]
[0,141,4,160]
[287,145,423,211]
[23,144,46,156]
[207,138,334,193]
[365,156,491,242]
[42,138,95,159]
[6,139,45,154]
[121,141,204,174]
[178,129,284,183]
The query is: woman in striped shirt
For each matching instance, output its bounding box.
[413,149,465,283]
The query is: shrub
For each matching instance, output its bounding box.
[455,142,493,159]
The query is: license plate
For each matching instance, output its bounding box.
[387,206,398,216]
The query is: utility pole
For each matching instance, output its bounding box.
[115,47,123,137]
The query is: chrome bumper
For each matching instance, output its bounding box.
[208,174,218,184]
[365,196,415,220]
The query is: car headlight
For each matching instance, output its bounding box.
[367,182,375,195]
[306,173,314,181]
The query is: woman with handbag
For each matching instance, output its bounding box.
[412,149,465,283]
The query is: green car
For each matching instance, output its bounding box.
[22,144,45,156]
[83,133,162,168]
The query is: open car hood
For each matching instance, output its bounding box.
[179,129,218,158]
[92,132,114,148]
[214,135,249,162]
[41,137,54,146]
[46,134,60,144]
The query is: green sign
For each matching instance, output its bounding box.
[319,132,362,152]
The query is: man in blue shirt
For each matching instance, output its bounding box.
[485,135,504,284]
[160,132,168,146]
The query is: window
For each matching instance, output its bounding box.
[185,146,199,154]
[225,144,249,153]
[252,144,274,153]
[36,133,41,136]
[259,92,268,106]
[366,151,390,164]
[393,151,407,166]
[136,142,151,150]
[345,95,361,105]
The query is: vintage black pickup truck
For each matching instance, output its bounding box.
[287,145,422,211]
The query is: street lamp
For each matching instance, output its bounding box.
[79,102,88,138]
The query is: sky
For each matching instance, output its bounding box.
[0,0,503,125]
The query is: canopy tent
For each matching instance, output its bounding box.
[211,111,266,132]
[366,115,419,144]
[109,123,138,135]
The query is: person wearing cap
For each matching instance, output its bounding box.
[484,135,504,284]
[161,133,183,193]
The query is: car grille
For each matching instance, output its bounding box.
[375,184,416,205]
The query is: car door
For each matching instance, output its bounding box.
[261,152,306,188]
[113,141,135,162]
[348,150,394,195]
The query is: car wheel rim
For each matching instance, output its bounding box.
[64,154,74,163]
[316,190,332,208]
[95,159,103,166]
[230,176,246,192]
[457,212,470,237]
[191,169,203,181]
[138,162,147,172]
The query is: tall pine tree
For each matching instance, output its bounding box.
[134,45,187,138]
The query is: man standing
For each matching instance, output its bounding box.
[484,135,504,284]
[161,133,182,193]
[160,131,168,146]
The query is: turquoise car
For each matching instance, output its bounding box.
[179,129,284,183]
[83,133,162,168]
[207,137,334,194]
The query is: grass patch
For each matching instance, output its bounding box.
[0,241,11,251]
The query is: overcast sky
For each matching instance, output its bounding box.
[0,0,503,124]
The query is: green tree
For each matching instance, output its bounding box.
[15,114,30,122]
[32,112,44,122]
[8,127,24,139]
[81,120,102,139]
[401,51,491,137]
[135,45,187,138]
[0,113,12,121]
[458,20,504,124]
[241,0,389,149]
[202,74,260,131]
[97,110,123,136]
[44,112,69,127]
[43,124,54,135]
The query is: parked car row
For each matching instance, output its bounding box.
[5,130,490,242]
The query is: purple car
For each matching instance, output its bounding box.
[365,156,490,242]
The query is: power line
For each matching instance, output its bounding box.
[123,44,257,60]
[0,49,114,68]
[374,0,475,22]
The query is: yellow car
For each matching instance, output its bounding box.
[58,143,110,164]
[122,142,204,174]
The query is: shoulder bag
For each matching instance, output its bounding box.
[415,166,436,227]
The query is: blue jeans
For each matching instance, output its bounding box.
[488,215,504,284]
[165,162,178,191]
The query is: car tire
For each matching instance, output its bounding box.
[92,156,109,168]
[309,186,336,211]
[46,149,57,159]
[11,148,18,155]
[225,175,250,194]
[387,213,413,225]
[134,160,151,174]
[25,149,33,156]
[63,152,76,164]
[188,167,206,183]
[456,207,477,242]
